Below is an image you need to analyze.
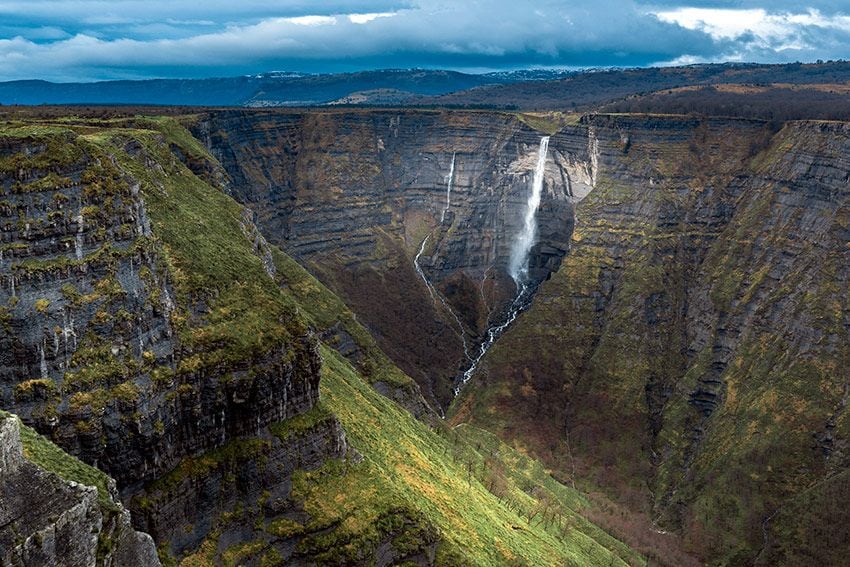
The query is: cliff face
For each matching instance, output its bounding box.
[194,110,597,406]
[0,414,160,567]
[455,114,850,563]
[0,113,644,567]
[6,108,846,565]
[0,126,321,489]
[132,405,351,559]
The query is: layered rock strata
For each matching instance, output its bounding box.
[458,114,850,563]
[0,130,321,489]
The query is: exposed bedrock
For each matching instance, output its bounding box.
[131,410,351,559]
[0,128,344,563]
[194,110,598,406]
[0,414,160,567]
[0,135,321,489]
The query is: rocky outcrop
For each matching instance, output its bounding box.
[0,414,160,567]
[194,110,597,407]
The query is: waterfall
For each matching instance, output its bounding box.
[508,136,549,284]
[453,285,534,395]
[410,151,474,361]
[452,135,550,397]
[74,212,84,260]
[440,153,456,223]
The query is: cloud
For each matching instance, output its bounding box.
[0,1,847,81]
[349,12,396,24]
[651,6,850,63]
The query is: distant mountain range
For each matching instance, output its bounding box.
[1,62,849,110]
[0,69,506,107]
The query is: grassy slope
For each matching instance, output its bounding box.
[88,123,310,373]
[296,345,639,566]
[651,122,850,563]
[270,247,414,390]
[0,411,116,510]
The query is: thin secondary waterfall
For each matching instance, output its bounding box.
[508,135,549,284]
[440,152,456,223]
[453,136,550,396]
[39,340,48,379]
[74,212,84,260]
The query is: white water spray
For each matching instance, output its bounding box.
[39,341,48,379]
[508,136,549,284]
[440,153,456,223]
[74,212,84,260]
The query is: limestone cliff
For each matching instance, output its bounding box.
[0,112,649,566]
[5,108,847,565]
[0,123,322,489]
[0,120,350,563]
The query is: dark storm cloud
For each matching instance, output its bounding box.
[0,0,847,81]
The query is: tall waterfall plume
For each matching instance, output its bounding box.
[440,152,456,223]
[508,136,549,284]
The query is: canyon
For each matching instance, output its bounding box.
[194,109,849,564]
[0,106,848,566]
[0,111,630,566]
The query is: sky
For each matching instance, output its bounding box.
[0,0,849,82]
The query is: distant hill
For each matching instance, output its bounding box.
[2,61,850,110]
[601,82,850,121]
[0,69,507,107]
[425,61,850,110]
